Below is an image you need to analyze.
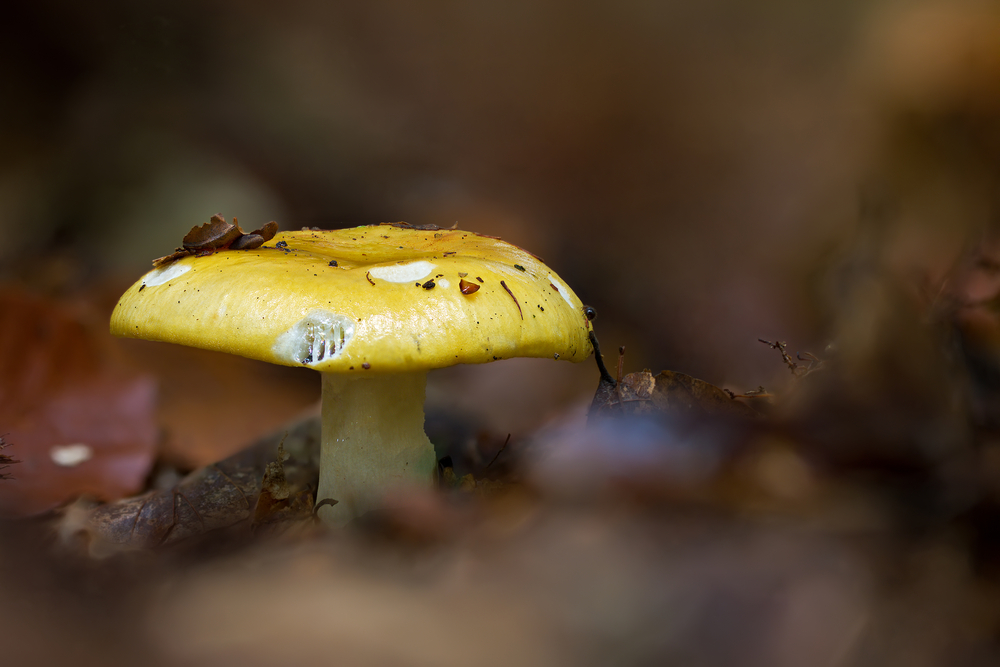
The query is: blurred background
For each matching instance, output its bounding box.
[1,0,875,376]
[0,0,887,472]
[5,0,1000,664]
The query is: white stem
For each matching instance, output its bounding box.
[315,371,437,526]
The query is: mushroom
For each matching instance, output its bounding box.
[111,223,593,525]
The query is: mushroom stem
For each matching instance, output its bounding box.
[316,371,437,525]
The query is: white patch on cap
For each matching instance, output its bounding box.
[438,278,450,288]
[547,275,575,308]
[143,263,191,287]
[51,443,93,467]
[368,261,435,283]
[273,310,355,366]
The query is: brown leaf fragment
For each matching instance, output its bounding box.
[650,371,760,418]
[151,249,192,267]
[152,216,280,266]
[591,365,760,421]
[67,416,320,551]
[231,221,280,250]
[182,214,242,251]
[252,438,313,531]
[251,221,279,242]
[230,233,264,250]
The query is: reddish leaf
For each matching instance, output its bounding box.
[0,291,158,516]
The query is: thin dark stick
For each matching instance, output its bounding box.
[499,280,523,319]
[589,331,616,387]
[486,433,512,469]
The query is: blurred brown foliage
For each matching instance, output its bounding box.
[0,290,157,515]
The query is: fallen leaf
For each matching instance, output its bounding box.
[0,290,158,516]
[72,416,320,551]
[590,369,760,421]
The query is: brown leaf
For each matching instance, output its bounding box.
[251,221,279,242]
[151,249,191,268]
[181,214,242,251]
[229,233,264,250]
[0,290,158,516]
[74,416,320,550]
[591,369,760,421]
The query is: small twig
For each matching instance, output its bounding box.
[486,433,512,469]
[500,280,523,320]
[589,331,616,388]
[312,498,339,523]
[758,338,799,373]
[730,385,773,399]
[758,339,827,377]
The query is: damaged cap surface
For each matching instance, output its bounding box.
[111,224,593,372]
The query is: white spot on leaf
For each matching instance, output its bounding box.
[50,444,93,467]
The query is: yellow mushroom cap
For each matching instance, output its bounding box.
[111,224,594,372]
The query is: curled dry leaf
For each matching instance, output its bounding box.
[231,221,280,250]
[153,216,280,266]
[182,214,243,251]
[0,290,157,516]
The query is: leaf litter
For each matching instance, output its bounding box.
[19,241,1000,666]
